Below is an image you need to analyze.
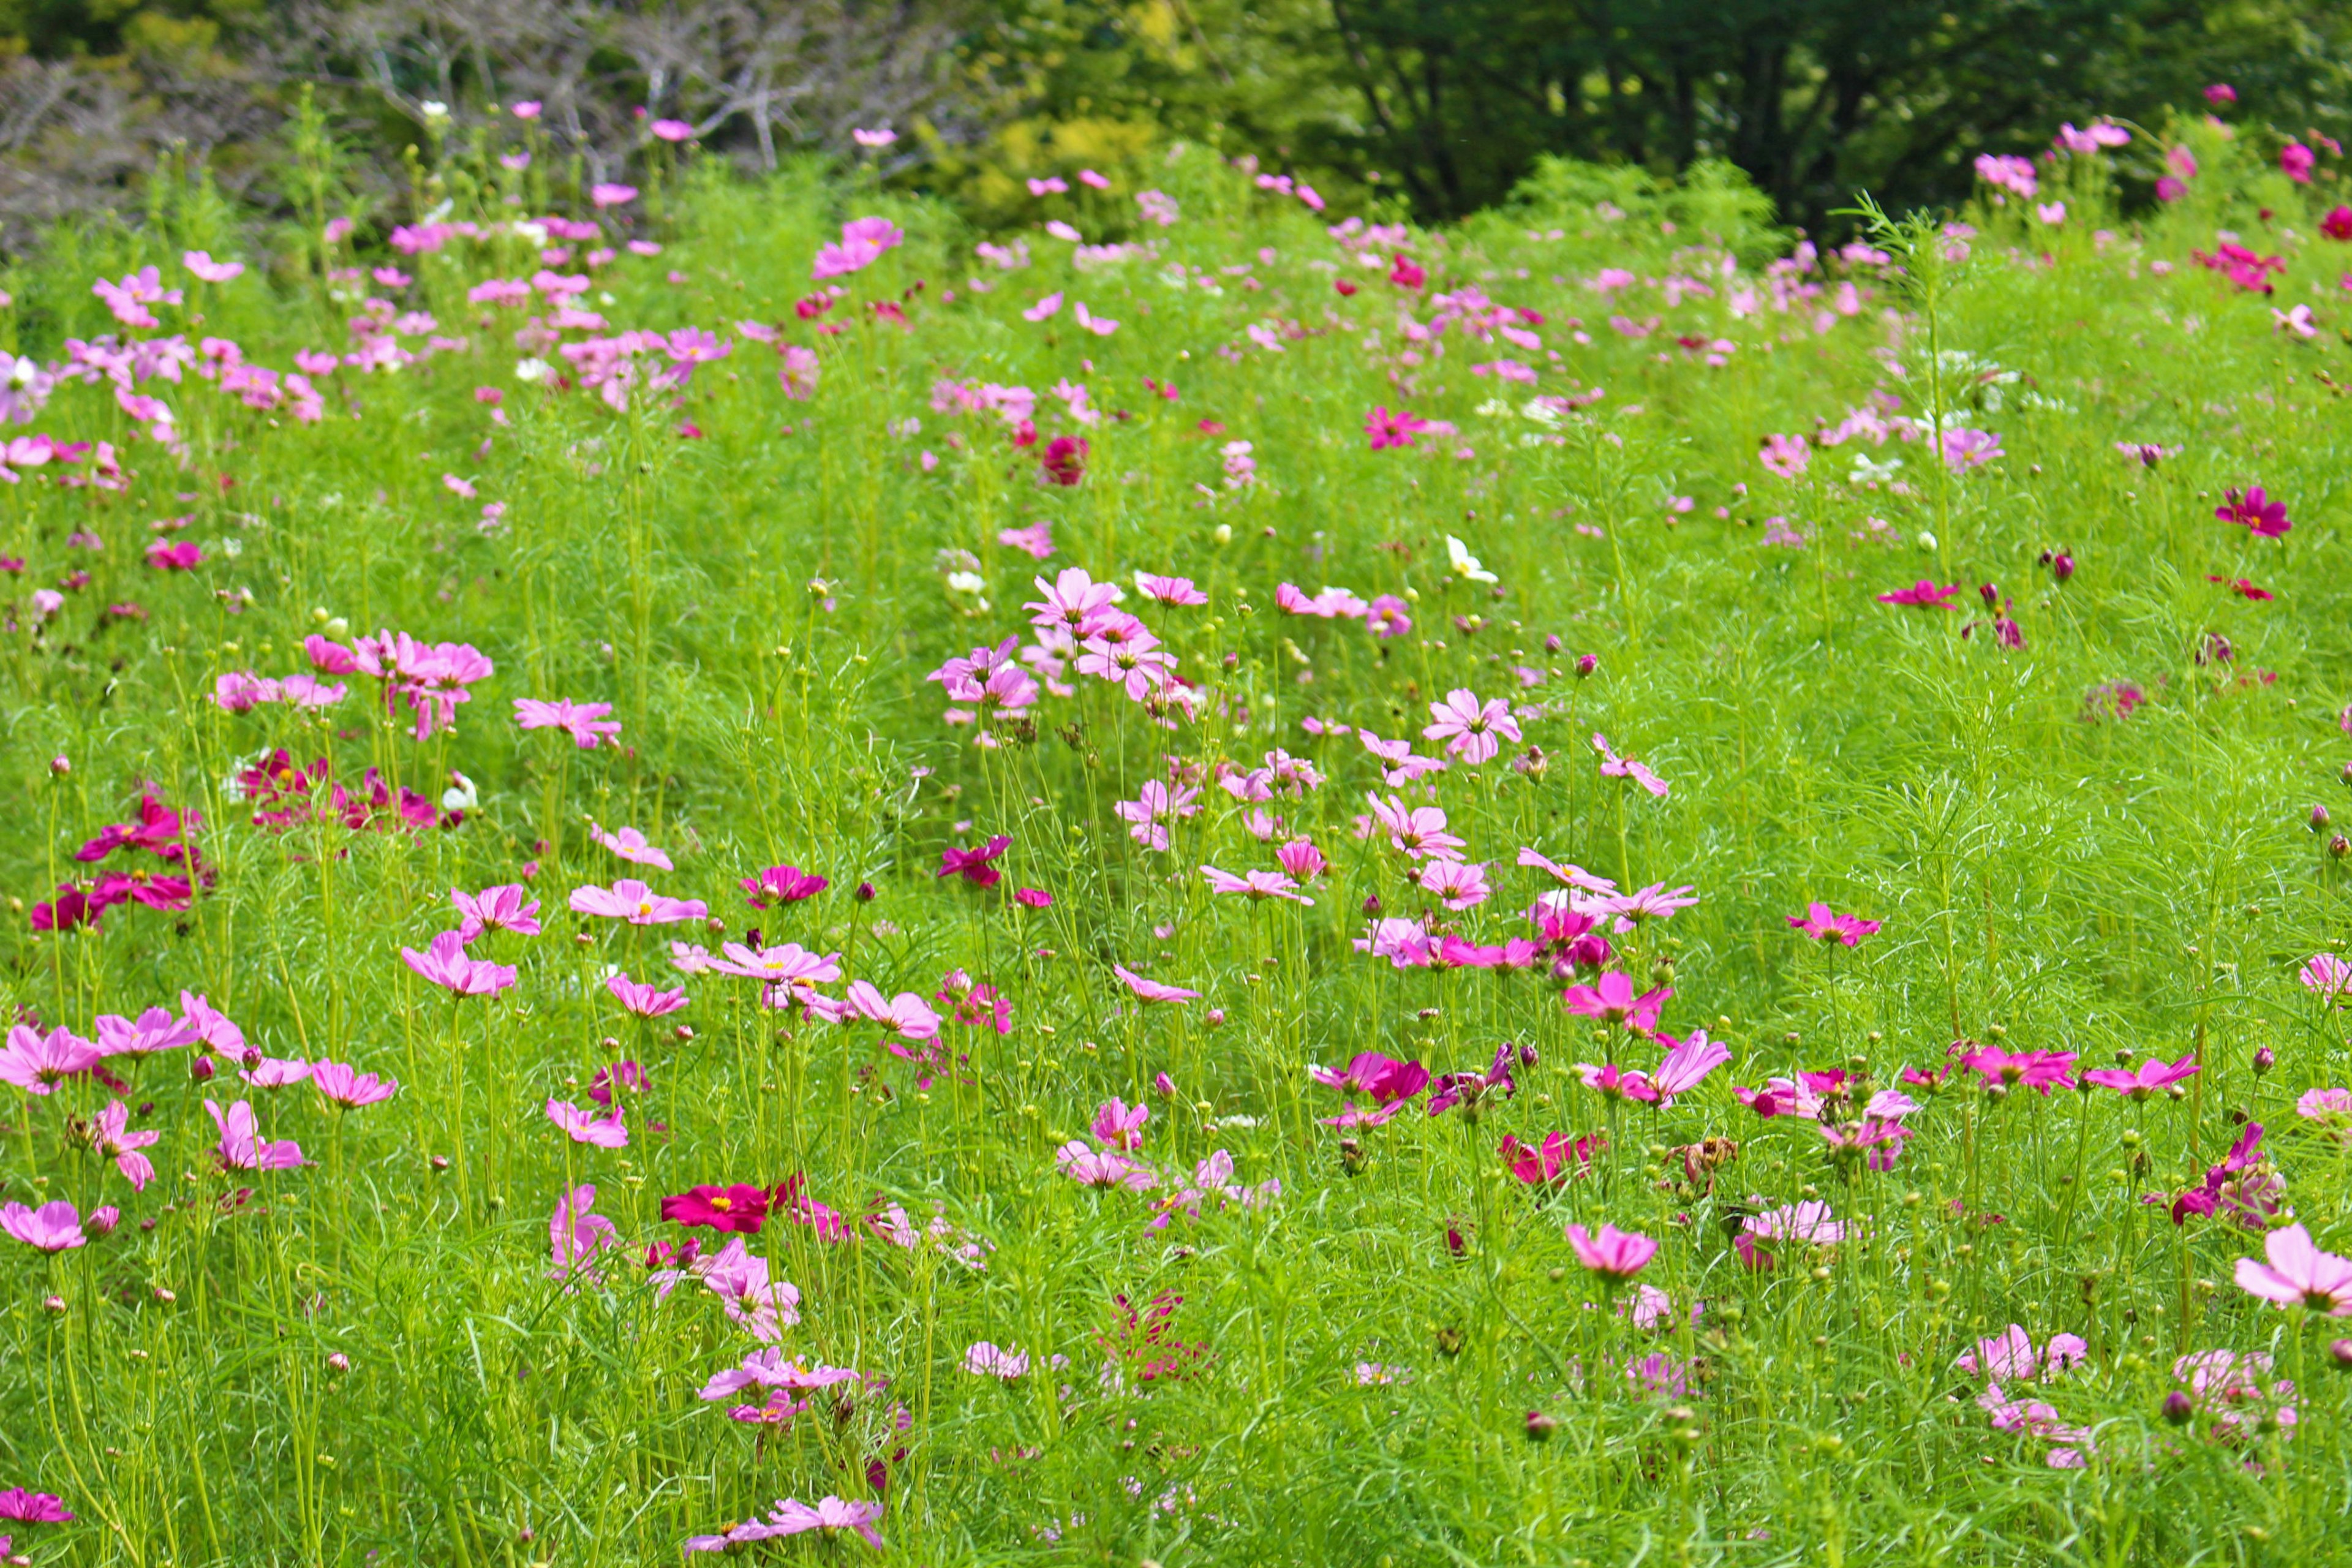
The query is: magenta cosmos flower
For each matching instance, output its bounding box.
[2234,1223,2352,1314]
[1364,405,1430,450]
[1877,580,1962,608]
[1,1199,88,1252]
[1567,1222,1657,1280]
[1561,970,1672,1033]
[662,1183,772,1234]
[743,865,827,906]
[1786,902,1881,946]
[570,879,709,924]
[2081,1053,2198,1101]
[1499,1131,1604,1188]
[0,1488,74,1522]
[513,696,622,748]
[1422,688,1521,764]
[1958,1044,2077,1094]
[937,835,1011,887]
[2216,486,2290,538]
[1309,1052,1429,1104]
[401,929,518,995]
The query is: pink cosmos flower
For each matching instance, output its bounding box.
[1112,963,1199,1003]
[590,183,639,208]
[1651,1030,1730,1101]
[2234,1223,2352,1314]
[1876,580,1962,608]
[1591,733,1668,798]
[452,884,541,941]
[1200,865,1315,904]
[1366,792,1466,859]
[401,930,518,995]
[2217,486,2291,538]
[1365,406,1429,450]
[184,249,244,283]
[513,696,622,748]
[240,1055,312,1088]
[1,1199,86,1252]
[2305,953,2352,1001]
[207,1098,305,1170]
[1939,428,2003,471]
[2294,1086,2352,1125]
[0,1026,101,1095]
[938,835,1011,887]
[963,1341,1031,1379]
[1421,688,1521,764]
[743,865,827,906]
[1562,970,1672,1033]
[812,217,903,279]
[1958,1045,2078,1094]
[763,1497,884,1549]
[1786,902,1881,946]
[1499,1132,1603,1188]
[2204,83,2236,105]
[712,941,842,990]
[1308,1052,1430,1104]
[2082,1053,2199,1100]
[1055,1139,1158,1190]
[546,1098,629,1147]
[650,118,694,143]
[2282,143,2316,183]
[1276,839,1327,880]
[94,1008,197,1058]
[1567,1222,1657,1280]
[590,821,674,870]
[1091,1098,1149,1150]
[1136,573,1207,605]
[1594,882,1700,932]
[1758,432,1810,477]
[608,971,689,1017]
[549,1184,618,1284]
[1115,780,1199,851]
[570,879,709,924]
[818,979,941,1043]
[310,1061,399,1108]
[1518,849,1618,894]
[88,1100,160,1188]
[1418,859,1491,910]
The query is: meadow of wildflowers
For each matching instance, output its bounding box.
[3,87,2352,1568]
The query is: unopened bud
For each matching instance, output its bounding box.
[2329,1338,2352,1372]
[328,1352,351,1373]
[43,1294,66,1314]
[1205,1008,1226,1027]
[430,1154,451,1172]
[2252,1045,2275,1075]
[1544,634,1562,654]
[49,755,70,777]
[1574,654,1597,678]
[2331,834,2349,859]
[1525,1409,1558,1441]
[2162,1390,2195,1424]
[2313,804,2332,832]
[189,1054,216,1082]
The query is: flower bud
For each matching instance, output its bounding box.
[1544,634,1562,654]
[87,1205,119,1235]
[430,1154,451,1172]
[43,1294,67,1315]
[189,1054,216,1082]
[49,755,69,776]
[2331,835,2349,859]
[856,881,877,901]
[2162,1390,2195,1425]
[1525,1409,1558,1442]
[1205,1008,1226,1027]
[2252,1045,2274,1075]
[328,1352,351,1373]
[2051,551,2075,581]
[1575,654,1598,678]
[2313,804,2332,832]
[2329,1338,2352,1372]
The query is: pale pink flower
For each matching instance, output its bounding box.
[89,1101,159,1189]
[1135,573,1207,605]
[1366,793,1465,860]
[549,1184,618,1284]
[1200,865,1315,904]
[590,821,674,870]
[311,1061,399,1109]
[2234,1223,2352,1313]
[0,1025,100,1093]
[962,1341,1031,1379]
[1112,963,1199,1003]
[1276,839,1327,880]
[2302,952,2352,1001]
[1091,1098,1149,1150]
[94,1007,198,1058]
[1592,733,1668,797]
[546,1098,629,1148]
[1419,859,1491,910]
[1,1199,86,1252]
[763,1497,884,1549]
[1055,1139,1158,1190]
[513,696,622,748]
[818,979,941,1043]
[570,879,709,924]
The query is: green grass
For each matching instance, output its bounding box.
[1,124,2350,1567]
